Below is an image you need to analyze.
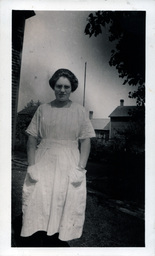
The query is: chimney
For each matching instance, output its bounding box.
[89,111,93,120]
[120,99,124,106]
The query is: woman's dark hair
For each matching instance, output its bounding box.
[49,68,78,92]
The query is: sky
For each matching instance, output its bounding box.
[18,10,137,118]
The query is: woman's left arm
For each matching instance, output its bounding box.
[78,138,91,169]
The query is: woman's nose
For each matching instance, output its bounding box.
[60,86,65,92]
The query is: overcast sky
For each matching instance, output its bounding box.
[18,11,137,118]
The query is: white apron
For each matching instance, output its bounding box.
[21,102,95,241]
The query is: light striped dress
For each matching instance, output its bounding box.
[21,102,95,241]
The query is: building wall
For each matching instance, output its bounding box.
[12,11,35,149]
[110,117,132,139]
[12,12,25,149]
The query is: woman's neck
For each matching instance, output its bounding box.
[51,99,71,108]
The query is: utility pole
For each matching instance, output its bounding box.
[83,62,87,107]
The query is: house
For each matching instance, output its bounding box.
[91,118,110,141]
[89,111,110,142]
[109,99,137,139]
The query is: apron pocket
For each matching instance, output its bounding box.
[69,167,86,188]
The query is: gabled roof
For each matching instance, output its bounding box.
[109,106,137,117]
[91,118,110,130]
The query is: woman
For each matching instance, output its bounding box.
[20,68,95,247]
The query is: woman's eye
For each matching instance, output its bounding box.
[64,86,70,89]
[56,85,62,89]
[55,85,70,90]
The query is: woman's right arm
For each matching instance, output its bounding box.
[27,135,37,166]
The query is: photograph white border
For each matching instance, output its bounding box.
[0,0,155,255]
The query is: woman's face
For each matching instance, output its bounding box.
[54,76,72,102]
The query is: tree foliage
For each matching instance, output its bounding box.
[85,11,145,106]
[15,100,41,151]
[24,99,41,109]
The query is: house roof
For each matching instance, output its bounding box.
[103,121,110,131]
[109,106,137,117]
[91,118,110,130]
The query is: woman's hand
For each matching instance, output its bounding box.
[70,166,87,188]
[27,165,39,183]
[76,165,85,172]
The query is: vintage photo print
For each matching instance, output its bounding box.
[0,1,155,256]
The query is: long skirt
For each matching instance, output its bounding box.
[21,139,87,241]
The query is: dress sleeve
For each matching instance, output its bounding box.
[78,107,96,139]
[25,106,41,138]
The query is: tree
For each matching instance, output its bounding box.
[15,100,41,151]
[24,99,41,109]
[85,11,145,106]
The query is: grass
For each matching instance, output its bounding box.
[87,152,145,208]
